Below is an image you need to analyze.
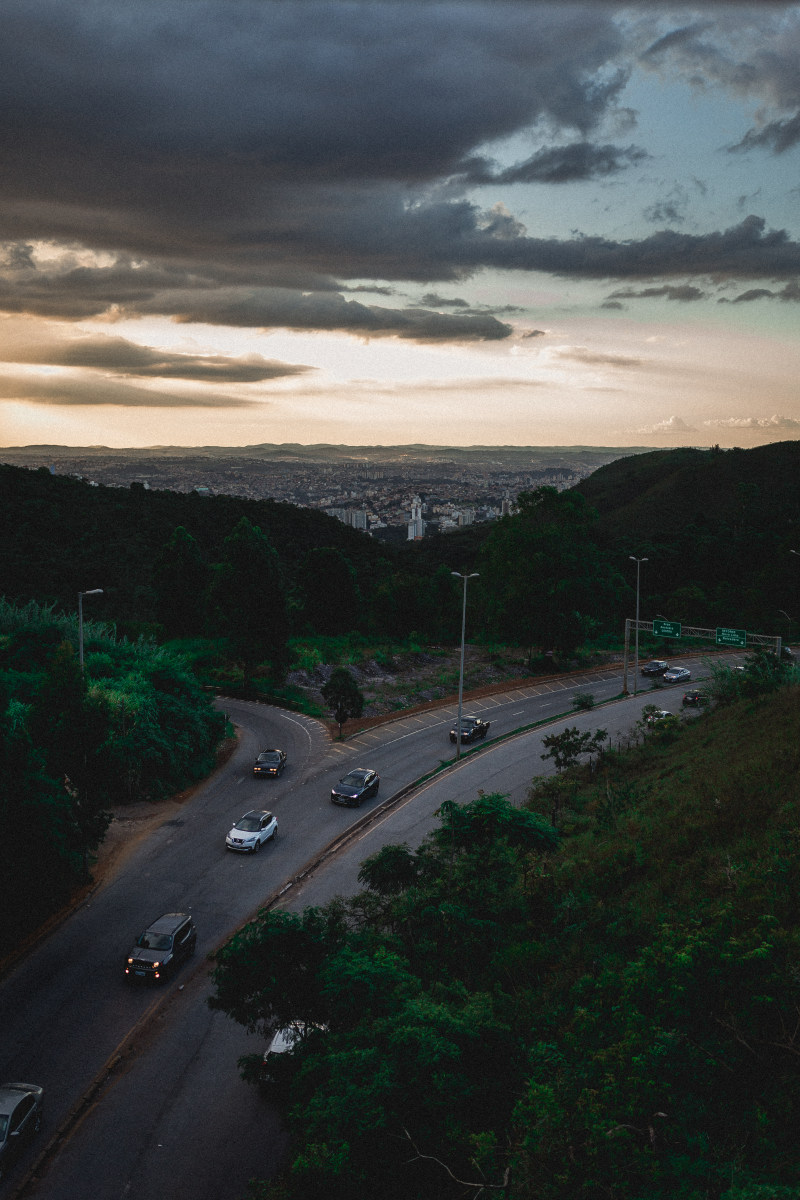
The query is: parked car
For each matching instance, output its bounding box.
[449,715,490,744]
[253,749,286,778]
[125,913,197,982]
[0,1083,43,1181]
[663,665,691,683]
[640,660,668,676]
[682,688,707,707]
[226,809,277,852]
[331,768,380,807]
[645,709,673,725]
[259,1022,326,1091]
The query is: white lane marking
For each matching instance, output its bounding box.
[511,710,525,715]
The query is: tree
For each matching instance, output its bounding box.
[358,843,419,895]
[27,641,112,863]
[209,517,289,681]
[297,547,361,635]
[478,487,623,659]
[152,525,210,636]
[321,667,364,737]
[540,725,608,772]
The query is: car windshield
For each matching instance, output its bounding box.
[340,772,367,788]
[257,752,281,763]
[138,932,173,950]
[235,816,261,832]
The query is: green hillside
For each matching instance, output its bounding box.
[212,672,800,1200]
[573,441,800,637]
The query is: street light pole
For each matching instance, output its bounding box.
[451,571,479,760]
[78,589,104,672]
[629,557,647,696]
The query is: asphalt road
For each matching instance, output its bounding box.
[3,654,733,1198]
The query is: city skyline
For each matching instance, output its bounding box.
[1,1,799,450]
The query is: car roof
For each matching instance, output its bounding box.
[146,913,191,934]
[344,768,372,779]
[257,749,283,757]
[240,809,272,820]
[0,1083,42,1107]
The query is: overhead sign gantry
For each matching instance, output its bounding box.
[622,619,782,695]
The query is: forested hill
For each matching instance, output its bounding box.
[0,463,386,629]
[574,440,800,542]
[572,440,800,635]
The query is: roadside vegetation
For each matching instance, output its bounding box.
[0,599,225,954]
[212,659,800,1200]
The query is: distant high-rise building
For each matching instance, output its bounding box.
[407,494,426,539]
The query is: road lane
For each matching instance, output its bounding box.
[28,656,733,1199]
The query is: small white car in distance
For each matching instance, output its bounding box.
[226,809,277,853]
[663,666,691,683]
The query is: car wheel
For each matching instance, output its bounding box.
[252,838,261,854]
[373,781,379,796]
[270,827,277,840]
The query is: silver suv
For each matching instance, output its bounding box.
[0,1082,43,1181]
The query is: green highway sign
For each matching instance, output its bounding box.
[716,627,747,648]
[653,618,681,638]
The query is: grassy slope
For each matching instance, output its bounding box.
[515,681,800,1197]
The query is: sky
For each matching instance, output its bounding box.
[1,0,799,450]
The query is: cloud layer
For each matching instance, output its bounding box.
[0,0,797,352]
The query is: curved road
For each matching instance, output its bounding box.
[4,654,734,1198]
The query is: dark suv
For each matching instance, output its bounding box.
[125,913,197,983]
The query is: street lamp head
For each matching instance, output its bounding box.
[80,588,104,596]
[629,556,648,564]
[451,572,479,579]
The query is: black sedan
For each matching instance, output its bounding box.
[331,768,380,807]
[449,715,490,744]
[253,749,286,778]
[682,689,708,707]
[640,659,668,676]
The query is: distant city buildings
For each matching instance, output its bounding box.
[2,446,630,539]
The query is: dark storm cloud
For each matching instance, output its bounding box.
[606,285,707,301]
[0,1,798,341]
[160,290,514,341]
[458,214,800,279]
[730,111,800,154]
[719,280,800,303]
[419,294,470,309]
[476,142,649,184]
[0,1,624,195]
[0,373,257,408]
[3,337,312,382]
[0,256,513,339]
